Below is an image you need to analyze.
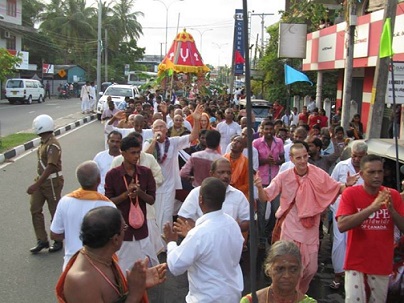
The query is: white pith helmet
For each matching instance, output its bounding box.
[32,114,54,135]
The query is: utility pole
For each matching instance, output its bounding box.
[341,1,357,131]
[96,0,102,103]
[366,0,397,138]
[160,42,164,61]
[105,28,108,82]
[251,13,274,57]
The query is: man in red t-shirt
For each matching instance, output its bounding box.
[336,154,404,303]
[308,108,321,129]
[298,106,309,125]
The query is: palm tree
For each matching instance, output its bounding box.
[110,0,143,42]
[22,0,44,27]
[39,0,97,63]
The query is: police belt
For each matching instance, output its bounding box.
[46,172,63,179]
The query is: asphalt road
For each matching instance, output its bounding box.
[0,97,83,136]
[0,115,345,302]
[0,119,103,303]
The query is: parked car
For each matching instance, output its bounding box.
[101,82,112,93]
[96,84,140,120]
[5,79,45,104]
[239,98,271,129]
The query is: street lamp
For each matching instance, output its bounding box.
[190,28,213,53]
[212,42,229,67]
[153,0,184,55]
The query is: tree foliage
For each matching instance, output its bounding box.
[21,0,145,81]
[0,49,22,81]
[255,0,338,105]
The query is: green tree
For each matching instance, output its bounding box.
[254,0,337,104]
[22,0,44,27]
[0,49,22,81]
[39,0,97,64]
[109,0,143,42]
[34,0,145,81]
[109,40,145,82]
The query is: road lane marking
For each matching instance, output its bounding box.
[0,120,98,169]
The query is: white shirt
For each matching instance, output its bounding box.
[89,85,96,100]
[330,158,364,212]
[50,196,115,270]
[284,142,292,162]
[167,210,244,303]
[281,114,292,126]
[216,121,242,155]
[80,85,91,102]
[307,101,316,113]
[178,185,250,222]
[291,112,299,126]
[279,161,295,173]
[143,135,190,193]
[93,150,114,194]
[105,124,153,143]
[321,141,335,156]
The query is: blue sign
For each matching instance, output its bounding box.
[234,9,245,75]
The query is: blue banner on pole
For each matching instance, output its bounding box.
[234,9,245,75]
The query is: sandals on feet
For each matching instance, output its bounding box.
[329,280,341,289]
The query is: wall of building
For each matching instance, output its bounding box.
[0,0,22,25]
[305,2,404,136]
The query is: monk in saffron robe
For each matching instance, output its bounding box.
[224,135,249,197]
[255,143,359,294]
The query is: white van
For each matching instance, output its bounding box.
[96,84,140,120]
[5,79,45,104]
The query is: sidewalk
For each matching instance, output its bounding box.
[0,113,96,164]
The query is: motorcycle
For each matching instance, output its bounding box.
[58,89,69,99]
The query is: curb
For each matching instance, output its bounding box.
[0,114,97,164]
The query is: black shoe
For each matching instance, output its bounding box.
[30,240,49,254]
[49,241,63,253]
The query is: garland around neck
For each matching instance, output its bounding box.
[156,137,170,164]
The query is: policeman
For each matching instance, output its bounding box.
[27,114,64,253]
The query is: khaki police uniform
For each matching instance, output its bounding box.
[30,134,64,242]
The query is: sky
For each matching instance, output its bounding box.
[132,0,286,67]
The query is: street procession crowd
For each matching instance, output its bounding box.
[26,88,404,303]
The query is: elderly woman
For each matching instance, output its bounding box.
[241,241,317,303]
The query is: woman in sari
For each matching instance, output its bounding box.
[241,241,317,303]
